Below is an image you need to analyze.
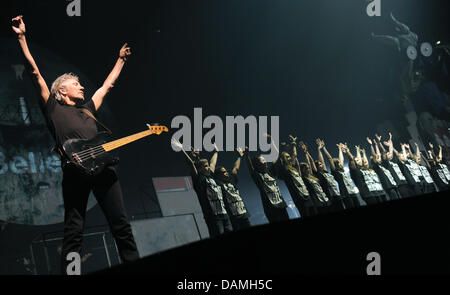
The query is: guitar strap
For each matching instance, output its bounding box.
[81,108,113,135]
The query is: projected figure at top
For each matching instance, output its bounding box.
[371,12,418,54]
[371,12,423,98]
[371,12,450,162]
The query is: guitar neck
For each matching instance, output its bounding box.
[102,130,154,152]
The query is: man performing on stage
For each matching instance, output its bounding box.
[11,15,139,274]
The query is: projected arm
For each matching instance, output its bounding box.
[209,143,219,173]
[427,150,435,165]
[385,133,404,163]
[307,152,316,174]
[316,138,325,167]
[413,142,421,162]
[288,135,298,158]
[190,146,201,162]
[437,145,443,163]
[374,137,382,161]
[287,135,302,171]
[12,15,50,104]
[382,133,394,160]
[355,145,362,166]
[401,143,408,160]
[264,133,279,154]
[392,147,403,163]
[299,141,314,174]
[343,143,356,170]
[337,143,345,168]
[366,137,377,161]
[91,43,131,111]
[421,154,432,170]
[375,134,387,159]
[264,133,280,165]
[322,141,336,171]
[427,143,436,164]
[390,12,414,35]
[232,148,244,175]
[244,146,255,175]
[361,148,369,169]
[172,138,198,177]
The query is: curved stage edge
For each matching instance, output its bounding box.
[96,190,450,275]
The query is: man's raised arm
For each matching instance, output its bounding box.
[91,43,131,111]
[12,15,50,104]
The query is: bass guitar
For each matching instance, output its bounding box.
[61,124,168,176]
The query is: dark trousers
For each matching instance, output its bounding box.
[205,214,233,238]
[61,166,139,274]
[412,183,424,196]
[423,183,437,194]
[301,205,317,218]
[398,184,415,198]
[386,187,401,200]
[264,206,290,223]
[316,204,330,215]
[435,181,450,192]
[313,198,333,215]
[292,196,317,218]
[379,194,389,202]
[310,194,333,215]
[230,216,251,231]
[362,194,384,205]
[329,195,345,212]
[342,194,360,209]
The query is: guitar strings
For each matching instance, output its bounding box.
[73,130,160,162]
[75,140,128,161]
[75,146,103,157]
[75,146,106,161]
[74,137,148,161]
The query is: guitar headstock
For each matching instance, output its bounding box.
[146,123,169,135]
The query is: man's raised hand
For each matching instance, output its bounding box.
[119,43,131,61]
[299,141,308,153]
[316,138,325,149]
[11,15,26,36]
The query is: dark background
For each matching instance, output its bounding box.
[0,0,449,274]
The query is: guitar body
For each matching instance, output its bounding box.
[62,132,119,176]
